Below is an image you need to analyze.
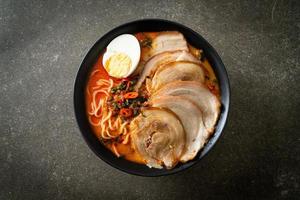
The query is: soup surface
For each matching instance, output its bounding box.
[85,32,220,168]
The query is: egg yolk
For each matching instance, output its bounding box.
[104,53,132,78]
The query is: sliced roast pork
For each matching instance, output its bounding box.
[151,96,209,162]
[141,31,189,61]
[148,61,206,93]
[135,50,200,89]
[130,108,185,169]
[152,81,221,133]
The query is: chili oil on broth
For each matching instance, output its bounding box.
[85,32,220,166]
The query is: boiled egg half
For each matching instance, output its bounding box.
[102,34,141,78]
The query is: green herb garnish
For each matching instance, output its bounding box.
[141,38,152,48]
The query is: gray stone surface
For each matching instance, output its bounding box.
[1,0,299,199]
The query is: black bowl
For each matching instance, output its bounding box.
[74,19,230,176]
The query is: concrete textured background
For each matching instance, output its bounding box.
[1,0,299,199]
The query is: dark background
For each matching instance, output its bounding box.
[1,0,299,199]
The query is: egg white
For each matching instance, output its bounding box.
[102,34,141,78]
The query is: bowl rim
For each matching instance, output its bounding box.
[74,18,231,177]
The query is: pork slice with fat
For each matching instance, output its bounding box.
[152,81,221,133]
[151,95,209,162]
